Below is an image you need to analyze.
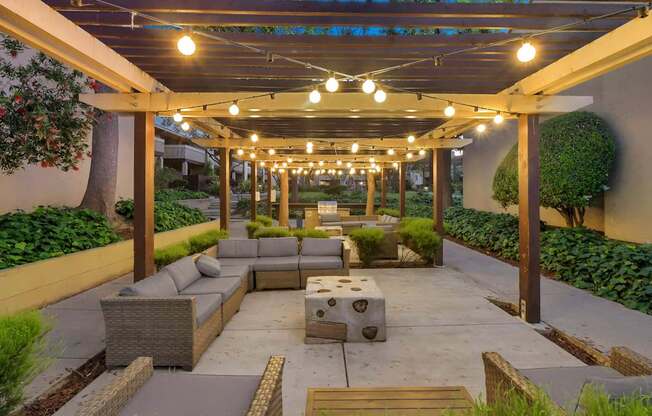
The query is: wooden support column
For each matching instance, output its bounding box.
[219,147,230,231]
[432,149,446,266]
[250,161,257,221]
[279,169,289,227]
[267,168,273,217]
[365,171,376,216]
[442,151,453,209]
[518,114,541,323]
[290,174,299,203]
[399,162,406,218]
[380,168,387,208]
[133,112,155,281]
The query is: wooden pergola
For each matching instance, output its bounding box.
[2,0,651,323]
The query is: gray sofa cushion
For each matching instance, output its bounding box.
[254,256,300,272]
[301,238,342,256]
[520,366,622,413]
[218,257,257,270]
[218,239,258,258]
[258,237,298,257]
[299,256,343,270]
[163,256,201,291]
[582,375,652,401]
[196,255,221,277]
[119,373,261,416]
[119,270,178,297]
[320,213,340,223]
[193,294,222,326]
[181,277,241,300]
[220,264,251,287]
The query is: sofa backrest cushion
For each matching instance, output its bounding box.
[196,255,221,278]
[301,238,342,257]
[258,237,298,257]
[218,239,258,258]
[320,213,340,223]
[164,256,202,291]
[120,269,178,297]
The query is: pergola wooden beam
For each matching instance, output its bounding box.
[191,138,473,150]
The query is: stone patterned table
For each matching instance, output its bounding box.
[304,275,386,343]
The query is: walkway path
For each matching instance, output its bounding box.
[444,240,652,357]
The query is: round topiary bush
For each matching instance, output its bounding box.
[492,111,616,227]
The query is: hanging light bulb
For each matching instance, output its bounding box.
[177,34,196,56]
[369,157,375,163]
[292,169,297,175]
[346,162,352,168]
[228,101,240,116]
[476,123,487,133]
[337,170,343,176]
[279,168,285,173]
[308,161,314,168]
[444,102,456,118]
[303,170,309,175]
[407,135,415,144]
[387,148,395,156]
[393,162,399,168]
[306,147,313,154]
[374,89,387,103]
[260,161,266,167]
[419,149,426,156]
[273,162,279,169]
[493,113,504,124]
[336,160,342,166]
[325,74,339,92]
[236,148,244,156]
[309,88,321,104]
[406,152,413,159]
[249,152,256,159]
[268,148,276,155]
[351,142,359,153]
[349,167,356,175]
[250,133,259,143]
[173,111,183,122]
[287,157,293,164]
[360,169,365,174]
[180,121,190,131]
[282,162,288,168]
[517,41,536,63]
[318,160,324,166]
[362,78,376,94]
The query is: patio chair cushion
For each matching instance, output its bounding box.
[119,373,261,416]
[581,375,652,402]
[195,254,221,277]
[119,270,178,297]
[320,213,341,223]
[300,255,343,270]
[163,256,202,291]
[218,239,258,258]
[254,256,300,271]
[519,365,622,413]
[193,294,222,326]
[301,237,342,256]
[258,237,298,257]
[220,264,251,287]
[181,277,241,301]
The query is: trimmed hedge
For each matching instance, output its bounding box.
[0,207,121,270]
[255,215,273,226]
[398,217,442,263]
[291,228,329,241]
[245,215,275,238]
[189,229,229,253]
[253,227,291,239]
[376,208,400,217]
[349,227,385,267]
[115,199,208,232]
[444,206,652,314]
[154,229,229,268]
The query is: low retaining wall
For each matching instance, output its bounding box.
[0,221,220,314]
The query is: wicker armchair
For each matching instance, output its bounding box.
[76,356,285,416]
[483,347,652,412]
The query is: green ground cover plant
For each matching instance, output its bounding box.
[0,311,50,416]
[444,206,652,314]
[115,199,207,232]
[376,207,400,217]
[291,228,329,241]
[349,227,385,266]
[0,207,121,270]
[154,189,209,202]
[253,227,292,239]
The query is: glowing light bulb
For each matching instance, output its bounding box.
[268,148,276,155]
[351,142,359,153]
[249,152,256,159]
[325,75,339,93]
[387,148,395,156]
[303,170,308,175]
[393,162,399,168]
[173,112,183,122]
[250,133,259,142]
[260,161,265,167]
[407,135,416,144]
[336,160,342,166]
[494,113,504,124]
[419,149,426,156]
[309,88,321,104]
[517,41,536,63]
[236,148,244,156]
[444,103,456,118]
[406,152,413,159]
[282,162,287,168]
[308,161,314,168]
[318,160,324,166]
[177,34,196,56]
[360,169,365,174]
[292,169,297,175]
[349,168,356,174]
[279,168,285,173]
[346,162,352,168]
[374,89,387,103]
[287,157,293,164]
[306,147,313,154]
[476,123,487,133]
[337,170,343,176]
[362,79,376,94]
[180,121,190,131]
[228,102,240,116]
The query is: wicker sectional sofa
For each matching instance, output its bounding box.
[217,237,350,290]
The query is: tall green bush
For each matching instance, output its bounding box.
[245,221,263,239]
[492,112,616,227]
[0,311,50,416]
[349,228,385,267]
[398,218,442,263]
[115,199,207,232]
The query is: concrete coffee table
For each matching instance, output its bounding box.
[305,276,386,343]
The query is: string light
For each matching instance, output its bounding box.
[279,168,285,173]
[362,79,376,94]
[325,74,339,92]
[349,167,356,174]
[309,88,321,104]
[318,160,324,166]
[387,148,395,156]
[419,149,426,156]
[292,169,297,175]
[517,41,537,63]
[476,123,487,133]
[260,161,265,167]
[180,121,190,131]
[393,162,399,168]
[282,162,288,168]
[346,162,352,168]
[287,157,293,163]
[351,142,359,153]
[360,169,365,174]
[369,157,375,163]
[407,135,415,143]
[303,170,309,175]
[309,161,314,167]
[177,34,196,56]
[228,101,240,116]
[250,133,259,142]
[336,160,342,166]
[268,149,276,155]
[374,89,387,103]
[444,103,456,118]
[406,152,413,159]
[337,170,343,176]
[173,111,183,122]
[236,149,244,156]
[494,113,504,124]
[306,141,314,153]
[249,152,256,159]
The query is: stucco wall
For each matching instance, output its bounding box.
[463,55,652,243]
[0,114,135,214]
